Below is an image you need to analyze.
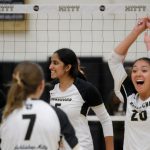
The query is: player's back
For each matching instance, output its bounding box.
[0,98,61,150]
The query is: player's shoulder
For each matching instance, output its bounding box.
[74,77,98,93]
[127,93,139,104]
[74,77,94,88]
[51,106,68,122]
[51,106,66,116]
[33,100,68,118]
[26,99,52,110]
[128,93,137,99]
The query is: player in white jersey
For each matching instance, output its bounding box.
[108,17,150,150]
[0,61,82,150]
[49,48,114,150]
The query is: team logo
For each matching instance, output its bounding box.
[33,5,39,11]
[99,5,105,11]
[26,104,33,109]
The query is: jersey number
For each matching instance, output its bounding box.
[131,110,147,121]
[22,114,36,140]
[55,103,61,108]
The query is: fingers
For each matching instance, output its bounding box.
[137,17,150,29]
[137,18,144,25]
[137,17,148,26]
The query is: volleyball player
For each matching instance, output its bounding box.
[49,48,114,150]
[108,17,150,150]
[0,61,82,150]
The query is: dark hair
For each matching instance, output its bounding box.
[133,57,150,66]
[3,61,44,118]
[54,48,79,78]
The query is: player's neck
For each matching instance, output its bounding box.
[139,92,150,101]
[59,77,74,91]
[28,92,40,100]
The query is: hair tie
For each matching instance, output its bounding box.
[13,72,22,86]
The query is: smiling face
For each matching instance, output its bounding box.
[131,59,150,99]
[49,53,67,79]
[49,48,79,81]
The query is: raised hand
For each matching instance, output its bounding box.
[133,17,148,35]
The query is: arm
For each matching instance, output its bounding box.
[83,83,114,150]
[115,17,148,56]
[92,104,114,150]
[108,17,149,102]
[105,136,114,150]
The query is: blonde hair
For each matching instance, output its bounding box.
[3,61,44,118]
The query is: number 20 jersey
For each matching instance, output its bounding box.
[108,51,150,150]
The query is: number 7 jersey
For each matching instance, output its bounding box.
[0,98,79,150]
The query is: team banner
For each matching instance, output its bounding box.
[0,4,149,14]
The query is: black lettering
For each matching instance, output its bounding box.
[22,114,36,140]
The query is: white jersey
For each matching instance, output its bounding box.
[0,98,79,150]
[50,78,113,150]
[108,51,150,150]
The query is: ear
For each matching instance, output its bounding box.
[65,64,72,72]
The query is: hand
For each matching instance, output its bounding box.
[133,17,148,35]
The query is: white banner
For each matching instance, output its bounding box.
[0,4,149,14]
